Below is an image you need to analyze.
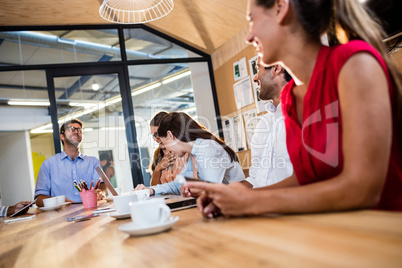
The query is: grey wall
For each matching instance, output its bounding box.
[0,131,35,206]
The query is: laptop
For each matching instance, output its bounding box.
[95,166,119,196]
[95,166,197,211]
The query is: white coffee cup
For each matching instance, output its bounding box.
[56,195,65,205]
[107,187,121,197]
[43,197,58,207]
[131,189,150,201]
[113,193,138,214]
[130,198,171,227]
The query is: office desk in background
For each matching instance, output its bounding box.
[1,201,401,267]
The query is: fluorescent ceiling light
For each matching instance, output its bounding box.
[69,102,99,107]
[162,71,191,85]
[132,83,161,96]
[8,100,50,106]
[106,97,121,106]
[31,127,94,134]
[100,127,126,131]
[30,129,54,134]
[180,106,197,113]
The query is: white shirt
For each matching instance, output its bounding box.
[152,138,245,195]
[246,102,293,187]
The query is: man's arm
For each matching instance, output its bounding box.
[35,194,51,207]
[35,161,52,206]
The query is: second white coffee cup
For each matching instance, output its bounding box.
[43,196,58,207]
[131,189,150,201]
[130,198,170,227]
[113,193,138,214]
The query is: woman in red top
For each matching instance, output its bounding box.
[186,0,402,217]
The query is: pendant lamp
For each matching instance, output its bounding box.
[99,0,174,24]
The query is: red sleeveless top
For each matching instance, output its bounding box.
[281,40,402,211]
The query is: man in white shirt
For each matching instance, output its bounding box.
[243,58,293,188]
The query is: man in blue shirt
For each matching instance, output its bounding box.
[35,119,101,206]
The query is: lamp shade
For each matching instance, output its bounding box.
[99,0,174,24]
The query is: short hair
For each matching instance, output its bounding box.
[60,119,83,135]
[283,69,292,83]
[99,152,111,162]
[149,111,168,127]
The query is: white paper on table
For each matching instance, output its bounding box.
[233,76,254,110]
[243,109,259,146]
[222,117,237,152]
[233,57,248,82]
[233,114,247,152]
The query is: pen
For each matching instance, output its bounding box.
[94,179,101,190]
[73,180,81,192]
[83,181,88,190]
[4,215,36,224]
[89,180,93,190]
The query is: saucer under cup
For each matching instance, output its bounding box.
[130,198,170,227]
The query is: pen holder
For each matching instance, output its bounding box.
[80,189,97,209]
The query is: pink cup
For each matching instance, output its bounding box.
[80,189,97,209]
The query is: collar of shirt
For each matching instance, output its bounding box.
[265,101,283,118]
[191,138,203,156]
[60,151,84,161]
[265,100,276,113]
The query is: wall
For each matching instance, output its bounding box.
[211,27,258,175]
[0,131,35,206]
[0,106,50,131]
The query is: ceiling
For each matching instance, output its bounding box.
[0,0,249,55]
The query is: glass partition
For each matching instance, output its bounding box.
[0,25,216,189]
[128,63,197,185]
[52,73,134,192]
[0,29,121,66]
[123,28,202,60]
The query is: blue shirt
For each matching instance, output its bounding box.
[35,151,100,203]
[151,138,245,195]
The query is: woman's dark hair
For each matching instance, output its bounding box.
[150,147,164,172]
[157,112,238,162]
[150,111,168,127]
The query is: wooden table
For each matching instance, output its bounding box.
[1,201,402,268]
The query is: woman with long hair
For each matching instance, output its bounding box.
[135,112,245,196]
[186,0,402,217]
[148,111,187,186]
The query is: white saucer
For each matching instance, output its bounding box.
[118,216,179,236]
[39,202,70,212]
[109,211,131,219]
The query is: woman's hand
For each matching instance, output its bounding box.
[180,184,204,198]
[185,182,255,218]
[134,184,155,195]
[155,153,176,172]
